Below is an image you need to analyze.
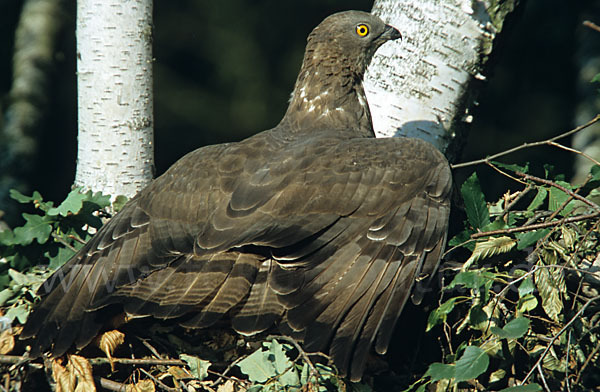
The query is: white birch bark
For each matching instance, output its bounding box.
[75,0,154,198]
[366,0,519,162]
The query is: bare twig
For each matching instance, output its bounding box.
[266,335,328,382]
[583,20,600,33]
[521,295,600,385]
[95,377,128,392]
[451,115,600,169]
[139,368,179,392]
[537,363,551,392]
[87,357,186,367]
[50,233,78,252]
[547,141,600,167]
[516,172,600,212]
[470,212,600,239]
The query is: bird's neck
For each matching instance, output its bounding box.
[281,62,375,137]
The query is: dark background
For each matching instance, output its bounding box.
[0,0,598,219]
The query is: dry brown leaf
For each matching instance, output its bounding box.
[52,358,76,392]
[216,379,237,392]
[96,329,125,370]
[167,366,193,380]
[67,355,96,392]
[125,379,156,392]
[0,328,15,354]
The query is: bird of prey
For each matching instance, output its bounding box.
[21,10,451,381]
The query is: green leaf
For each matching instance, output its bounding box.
[498,384,542,392]
[448,229,475,251]
[526,187,547,211]
[548,183,576,215]
[264,340,299,387]
[0,288,15,306]
[447,270,495,292]
[591,73,600,83]
[13,214,53,245]
[491,161,529,174]
[112,195,129,212]
[47,246,76,270]
[516,229,550,250]
[461,173,490,229]
[426,298,457,331]
[48,189,88,217]
[85,190,112,210]
[518,277,535,297]
[465,236,516,267]
[490,317,530,339]
[179,354,210,381]
[9,189,42,204]
[238,347,275,383]
[454,346,489,382]
[468,305,488,330]
[425,362,455,382]
[517,294,538,313]
[5,304,29,324]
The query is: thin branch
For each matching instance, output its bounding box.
[451,114,600,169]
[470,212,600,239]
[516,172,600,211]
[583,20,600,33]
[521,295,600,385]
[266,335,328,382]
[139,368,179,392]
[547,141,600,167]
[95,377,128,392]
[50,233,78,252]
[87,357,186,366]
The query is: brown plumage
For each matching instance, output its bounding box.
[21,11,451,381]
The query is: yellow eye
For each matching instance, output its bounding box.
[356,24,369,37]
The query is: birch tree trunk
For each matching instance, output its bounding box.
[75,0,154,199]
[366,0,520,162]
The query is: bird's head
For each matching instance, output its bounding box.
[283,11,401,135]
[305,11,402,79]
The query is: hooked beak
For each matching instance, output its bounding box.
[381,24,402,42]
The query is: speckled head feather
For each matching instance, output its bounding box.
[283,11,401,135]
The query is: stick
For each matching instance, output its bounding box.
[451,115,600,169]
[470,212,600,239]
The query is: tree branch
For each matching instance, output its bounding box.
[452,115,600,169]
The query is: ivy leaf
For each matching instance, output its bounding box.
[516,229,550,250]
[490,317,530,339]
[48,189,88,217]
[461,173,490,229]
[13,213,53,245]
[424,362,455,382]
[498,384,542,392]
[454,346,489,382]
